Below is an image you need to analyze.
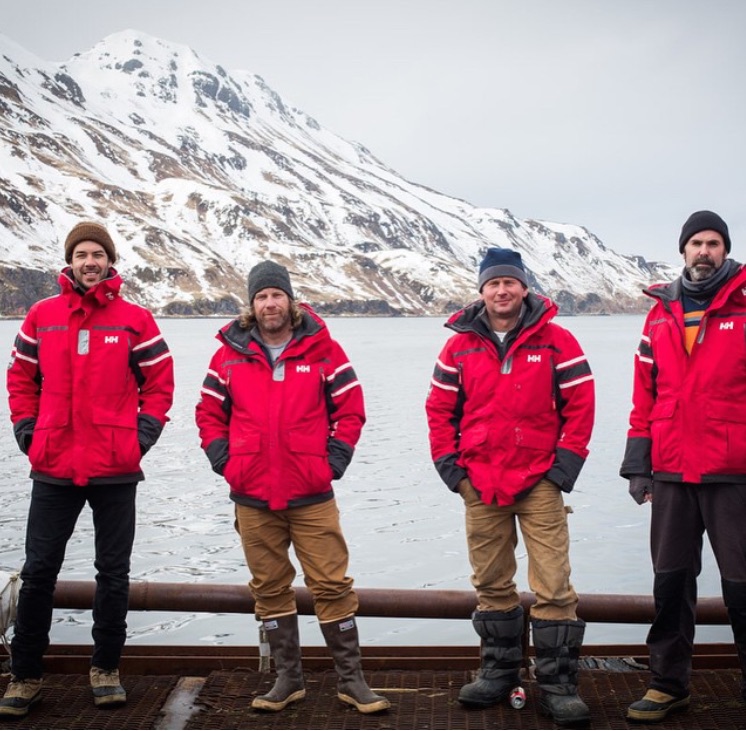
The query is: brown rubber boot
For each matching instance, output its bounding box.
[251,614,306,712]
[320,617,390,714]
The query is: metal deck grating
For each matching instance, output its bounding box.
[186,668,746,730]
[0,668,742,729]
[0,674,178,730]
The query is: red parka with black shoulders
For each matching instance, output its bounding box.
[195,304,365,511]
[426,293,595,506]
[7,268,174,487]
[620,264,746,483]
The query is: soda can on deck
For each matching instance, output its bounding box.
[509,686,526,709]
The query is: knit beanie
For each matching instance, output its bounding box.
[248,260,294,302]
[64,221,117,263]
[678,210,731,253]
[478,248,528,291]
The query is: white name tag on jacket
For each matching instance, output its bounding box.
[78,329,90,355]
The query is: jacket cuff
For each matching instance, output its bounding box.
[546,447,585,493]
[13,417,36,455]
[434,453,468,492]
[328,438,354,480]
[138,414,164,456]
[205,438,229,475]
[619,436,652,478]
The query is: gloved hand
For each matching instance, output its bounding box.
[628,476,653,505]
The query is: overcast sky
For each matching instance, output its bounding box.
[4,0,746,265]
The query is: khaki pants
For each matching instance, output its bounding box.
[235,498,358,622]
[462,478,578,620]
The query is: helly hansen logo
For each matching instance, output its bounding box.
[720,322,734,330]
[527,354,542,363]
[296,365,311,373]
[104,336,119,344]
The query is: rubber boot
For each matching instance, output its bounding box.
[532,618,591,726]
[251,614,306,711]
[458,606,524,707]
[320,617,390,713]
[723,579,746,702]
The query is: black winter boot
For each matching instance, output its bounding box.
[320,617,390,713]
[252,614,306,711]
[458,607,524,707]
[532,618,590,726]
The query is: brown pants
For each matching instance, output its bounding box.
[462,478,579,620]
[234,498,358,622]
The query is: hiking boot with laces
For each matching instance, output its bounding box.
[90,666,127,707]
[0,677,42,717]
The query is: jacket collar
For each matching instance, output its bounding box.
[645,261,746,310]
[218,302,327,355]
[446,291,557,339]
[59,266,122,306]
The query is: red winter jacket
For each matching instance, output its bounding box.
[621,264,746,483]
[426,294,595,506]
[7,268,174,486]
[195,304,365,511]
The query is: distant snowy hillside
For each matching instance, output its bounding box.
[0,30,678,316]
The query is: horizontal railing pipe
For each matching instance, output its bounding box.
[52,580,729,625]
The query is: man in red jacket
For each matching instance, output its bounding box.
[1,222,174,718]
[426,248,595,726]
[621,210,746,722]
[195,260,389,715]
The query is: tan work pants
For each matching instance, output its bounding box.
[235,498,358,622]
[462,478,578,620]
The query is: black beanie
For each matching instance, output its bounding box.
[678,210,731,253]
[478,248,528,291]
[248,261,294,302]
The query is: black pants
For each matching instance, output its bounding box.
[647,480,746,697]
[11,480,137,679]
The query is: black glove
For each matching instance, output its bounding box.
[628,476,653,505]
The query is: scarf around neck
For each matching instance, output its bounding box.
[680,257,740,303]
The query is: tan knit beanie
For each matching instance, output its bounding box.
[64,222,117,264]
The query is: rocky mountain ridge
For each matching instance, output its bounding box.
[0,30,678,317]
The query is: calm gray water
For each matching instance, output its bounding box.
[0,315,729,648]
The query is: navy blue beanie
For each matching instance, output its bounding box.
[478,248,528,291]
[678,210,731,253]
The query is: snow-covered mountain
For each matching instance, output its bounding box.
[0,30,677,317]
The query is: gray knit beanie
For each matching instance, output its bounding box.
[248,261,294,302]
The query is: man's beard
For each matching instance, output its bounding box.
[687,259,718,282]
[259,310,290,333]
